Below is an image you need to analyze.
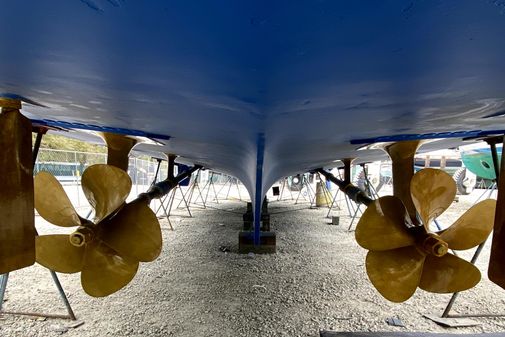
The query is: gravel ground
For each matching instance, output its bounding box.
[1,186,505,337]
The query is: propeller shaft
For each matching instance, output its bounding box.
[316,168,373,206]
[140,164,202,203]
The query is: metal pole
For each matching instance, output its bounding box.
[348,204,362,231]
[49,271,76,320]
[0,273,9,311]
[489,141,501,181]
[277,178,285,201]
[442,242,486,318]
[235,179,243,201]
[135,158,139,195]
[74,151,80,207]
[151,158,162,186]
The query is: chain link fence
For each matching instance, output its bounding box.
[34,149,170,210]
[33,149,248,213]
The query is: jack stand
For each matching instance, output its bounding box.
[202,171,220,204]
[148,158,162,214]
[348,164,380,231]
[156,185,191,230]
[294,174,317,206]
[178,169,207,209]
[0,271,76,320]
[325,189,342,218]
[315,172,334,208]
[154,155,191,230]
[474,181,497,203]
[276,177,295,201]
[325,164,358,219]
[215,174,243,201]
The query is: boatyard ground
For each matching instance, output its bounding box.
[1,187,504,337]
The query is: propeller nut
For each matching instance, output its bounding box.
[422,234,448,257]
[69,226,94,247]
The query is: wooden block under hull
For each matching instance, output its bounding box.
[238,231,276,254]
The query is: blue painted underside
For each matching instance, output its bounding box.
[2,1,505,217]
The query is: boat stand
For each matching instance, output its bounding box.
[276,177,295,201]
[316,172,334,209]
[201,171,221,204]
[474,181,497,203]
[326,169,357,218]
[214,174,244,201]
[294,174,317,207]
[348,164,379,231]
[177,169,207,209]
[1,128,76,321]
[155,185,192,230]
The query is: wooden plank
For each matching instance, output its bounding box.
[0,107,35,274]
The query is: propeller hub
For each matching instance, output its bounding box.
[421,233,448,257]
[69,226,95,247]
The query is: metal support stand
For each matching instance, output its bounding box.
[474,181,497,203]
[348,164,379,231]
[327,169,358,218]
[0,273,8,310]
[151,158,162,186]
[202,171,220,204]
[0,128,76,320]
[325,189,342,217]
[225,176,243,201]
[214,174,243,202]
[277,177,294,201]
[440,137,504,319]
[155,184,192,230]
[316,172,334,209]
[294,174,316,207]
[147,158,162,214]
[178,169,207,209]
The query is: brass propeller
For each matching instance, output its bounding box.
[34,164,162,297]
[356,168,496,302]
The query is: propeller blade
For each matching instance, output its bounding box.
[366,246,425,302]
[440,199,496,250]
[0,104,36,273]
[81,164,132,223]
[419,253,481,293]
[34,172,83,227]
[81,242,138,297]
[35,234,84,273]
[356,196,415,251]
[410,168,456,229]
[99,199,162,262]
